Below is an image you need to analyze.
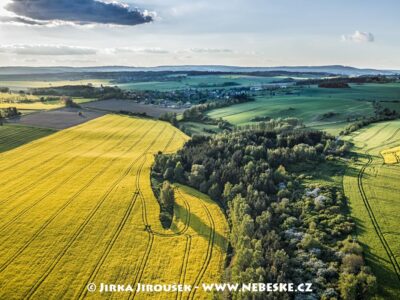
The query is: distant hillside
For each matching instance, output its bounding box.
[0,65,398,76]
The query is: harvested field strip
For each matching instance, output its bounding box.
[0,115,228,300]
[0,125,54,153]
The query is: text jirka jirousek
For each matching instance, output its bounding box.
[94,282,313,293]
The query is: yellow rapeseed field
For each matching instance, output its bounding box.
[0,115,229,300]
[0,102,62,110]
[381,145,400,164]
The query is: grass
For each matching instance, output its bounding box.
[180,121,222,136]
[342,120,400,299]
[0,124,55,152]
[207,83,400,135]
[0,115,228,299]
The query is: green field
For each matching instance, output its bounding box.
[343,120,400,299]
[0,124,55,152]
[180,121,222,136]
[118,74,292,91]
[0,115,228,299]
[207,83,400,135]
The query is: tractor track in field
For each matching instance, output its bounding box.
[77,143,164,300]
[187,200,216,300]
[366,123,390,141]
[0,118,146,234]
[355,126,400,282]
[176,235,192,300]
[0,121,158,273]
[0,116,121,184]
[130,193,192,300]
[162,130,177,153]
[174,189,192,300]
[384,127,400,143]
[379,128,400,164]
[0,129,56,157]
[150,190,191,237]
[357,151,400,282]
[24,123,167,299]
[76,162,146,300]
[129,130,192,300]
[0,117,128,207]
[0,133,46,151]
[350,123,391,147]
[129,154,153,300]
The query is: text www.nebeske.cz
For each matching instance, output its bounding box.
[89,282,313,293]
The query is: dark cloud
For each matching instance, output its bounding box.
[5,0,153,26]
[0,16,45,25]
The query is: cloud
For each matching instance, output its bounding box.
[111,47,170,54]
[189,48,233,53]
[4,0,153,26]
[341,30,374,43]
[0,16,46,25]
[0,44,97,56]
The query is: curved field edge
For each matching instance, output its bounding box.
[342,120,400,299]
[0,115,229,300]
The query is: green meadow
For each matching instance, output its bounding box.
[208,83,400,135]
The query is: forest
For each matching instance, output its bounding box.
[152,118,377,299]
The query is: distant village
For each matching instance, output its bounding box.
[121,83,293,110]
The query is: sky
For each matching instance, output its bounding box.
[0,0,399,69]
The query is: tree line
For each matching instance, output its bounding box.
[152,118,376,299]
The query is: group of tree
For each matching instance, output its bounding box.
[62,96,81,108]
[318,82,350,89]
[152,118,376,299]
[297,75,396,87]
[340,101,398,135]
[0,107,20,120]
[31,85,124,100]
[159,112,178,126]
[181,94,254,123]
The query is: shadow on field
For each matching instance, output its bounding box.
[360,241,400,299]
[174,201,227,251]
[344,164,360,179]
